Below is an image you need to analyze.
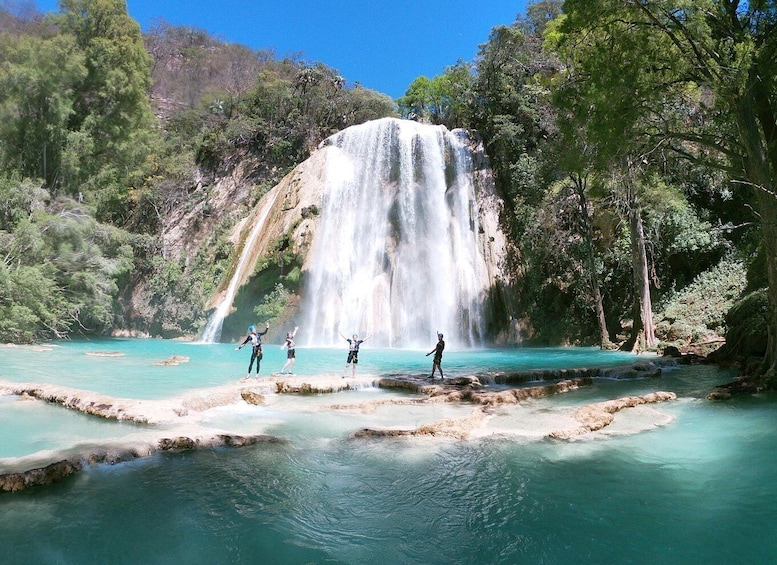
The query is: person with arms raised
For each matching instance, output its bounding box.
[236,321,269,379]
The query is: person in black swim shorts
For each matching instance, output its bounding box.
[280,325,299,374]
[340,331,371,377]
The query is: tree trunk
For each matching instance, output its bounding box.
[738,80,777,384]
[753,186,777,382]
[623,203,656,352]
[572,173,610,347]
[591,264,609,347]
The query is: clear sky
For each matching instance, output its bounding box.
[33,0,529,99]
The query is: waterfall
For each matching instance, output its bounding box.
[200,191,279,343]
[300,118,490,349]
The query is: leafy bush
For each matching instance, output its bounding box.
[0,181,135,341]
[254,282,288,320]
[655,258,747,344]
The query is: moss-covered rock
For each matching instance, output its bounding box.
[708,289,768,365]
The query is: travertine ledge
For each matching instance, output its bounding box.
[546,391,677,440]
[0,434,284,493]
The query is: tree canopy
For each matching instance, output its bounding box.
[552,0,777,379]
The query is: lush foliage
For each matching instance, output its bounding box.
[0,176,132,341]
[551,0,777,372]
[254,282,289,321]
[1,0,773,364]
[655,258,747,344]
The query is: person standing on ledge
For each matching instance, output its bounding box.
[236,321,269,379]
[426,332,445,380]
[340,331,371,378]
[280,325,299,374]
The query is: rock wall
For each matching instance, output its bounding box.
[206,147,331,311]
[211,119,511,345]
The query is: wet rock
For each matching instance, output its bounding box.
[490,367,600,385]
[354,428,415,438]
[216,434,285,447]
[452,378,592,407]
[158,437,198,450]
[600,362,663,379]
[0,433,285,493]
[375,375,595,406]
[662,346,682,357]
[440,376,482,387]
[154,355,190,366]
[0,460,82,493]
[241,390,266,405]
[274,378,357,394]
[83,447,153,466]
[379,375,481,392]
[353,406,488,440]
[377,376,429,392]
[707,377,762,400]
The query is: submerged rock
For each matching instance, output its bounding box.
[1,434,284,493]
[153,355,190,366]
[354,407,488,440]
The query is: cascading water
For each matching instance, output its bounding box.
[200,192,279,343]
[300,118,491,348]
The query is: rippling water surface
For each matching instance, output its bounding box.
[2,340,776,564]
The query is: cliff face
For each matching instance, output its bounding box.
[207,148,330,311]
[123,120,511,343]
[121,154,289,338]
[209,119,511,346]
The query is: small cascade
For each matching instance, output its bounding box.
[200,192,279,343]
[300,118,491,349]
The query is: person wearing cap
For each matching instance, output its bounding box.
[280,325,299,374]
[236,321,269,379]
[426,332,445,379]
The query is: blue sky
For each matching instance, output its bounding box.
[34,0,529,98]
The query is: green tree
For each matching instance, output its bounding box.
[523,0,564,35]
[472,24,559,208]
[397,64,474,129]
[397,75,433,122]
[254,282,288,321]
[436,63,475,129]
[554,0,777,381]
[55,0,156,213]
[0,176,133,341]
[560,171,612,346]
[607,162,659,351]
[340,84,397,126]
[0,33,85,186]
